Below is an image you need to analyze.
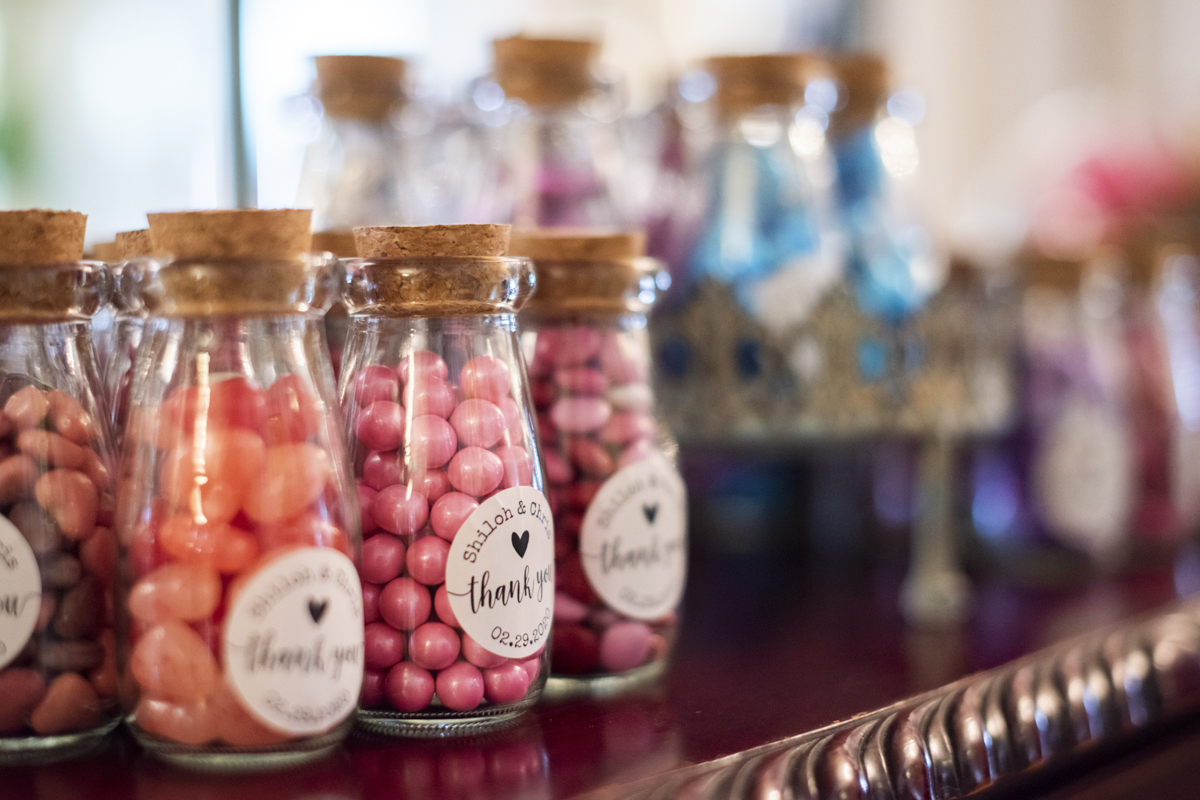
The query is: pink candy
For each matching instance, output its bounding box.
[347,348,544,714]
[598,621,653,673]
[550,397,611,434]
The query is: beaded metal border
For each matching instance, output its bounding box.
[577,599,1200,799]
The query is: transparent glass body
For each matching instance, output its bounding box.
[521,260,686,695]
[0,261,122,764]
[298,116,427,232]
[456,88,627,228]
[338,256,550,736]
[102,260,149,447]
[115,257,361,770]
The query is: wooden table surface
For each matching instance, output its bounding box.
[1,533,1188,800]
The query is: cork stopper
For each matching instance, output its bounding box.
[143,210,323,317]
[115,229,155,259]
[147,209,312,261]
[492,36,598,107]
[509,229,644,261]
[510,228,658,316]
[1019,250,1085,291]
[829,53,890,139]
[0,210,86,264]
[312,229,358,258]
[346,225,533,317]
[706,54,822,118]
[353,224,510,258]
[314,55,406,122]
[90,241,121,262]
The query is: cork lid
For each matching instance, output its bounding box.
[312,229,358,258]
[115,229,155,259]
[510,228,659,316]
[346,224,534,317]
[706,54,822,117]
[314,55,407,122]
[1019,249,1085,291]
[492,36,598,107]
[0,210,86,264]
[0,210,106,321]
[143,209,326,317]
[90,241,121,262]
[829,53,890,139]
[353,224,510,258]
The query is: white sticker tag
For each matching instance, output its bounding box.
[0,515,41,671]
[445,486,554,660]
[580,453,687,620]
[222,547,364,736]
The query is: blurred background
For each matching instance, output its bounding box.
[8,0,1200,622]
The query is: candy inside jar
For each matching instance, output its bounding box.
[341,224,553,736]
[116,209,363,771]
[0,209,122,763]
[511,230,688,695]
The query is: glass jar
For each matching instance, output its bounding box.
[116,210,363,770]
[312,230,358,382]
[455,36,628,228]
[103,230,153,447]
[89,240,122,374]
[513,231,687,696]
[298,56,428,231]
[339,224,551,736]
[0,210,120,764]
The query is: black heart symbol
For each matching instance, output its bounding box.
[511,530,530,558]
[643,504,659,524]
[308,598,328,624]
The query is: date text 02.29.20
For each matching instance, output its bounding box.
[491,609,551,650]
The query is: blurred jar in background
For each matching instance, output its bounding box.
[104,230,154,448]
[88,241,121,375]
[298,56,428,231]
[455,36,629,228]
[829,55,942,322]
[968,252,1138,576]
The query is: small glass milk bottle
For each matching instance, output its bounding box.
[339,224,551,736]
[0,209,121,763]
[116,210,363,770]
[512,230,687,696]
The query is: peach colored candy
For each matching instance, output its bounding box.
[35,469,98,539]
[131,620,219,702]
[160,428,266,525]
[159,515,259,573]
[80,448,112,492]
[17,430,88,469]
[0,668,46,733]
[211,682,291,746]
[48,390,100,444]
[0,410,12,439]
[243,443,331,523]
[0,453,38,504]
[30,673,103,735]
[129,562,222,622]
[135,695,216,746]
[4,385,49,430]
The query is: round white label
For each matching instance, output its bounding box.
[580,453,687,620]
[222,547,364,735]
[0,515,41,670]
[445,486,554,660]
